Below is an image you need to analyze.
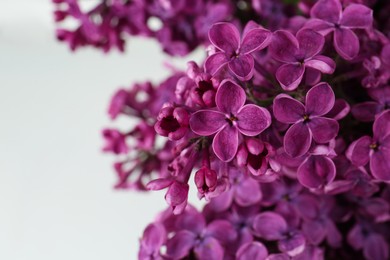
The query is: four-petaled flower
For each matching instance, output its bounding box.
[205,22,271,81]
[190,80,271,162]
[273,83,339,158]
[269,29,335,91]
[347,110,390,181]
[305,0,373,60]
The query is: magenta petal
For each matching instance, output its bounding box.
[304,19,335,36]
[195,237,224,260]
[326,99,350,120]
[216,79,246,114]
[363,234,389,260]
[141,223,166,251]
[351,102,379,122]
[204,53,229,75]
[370,145,390,181]
[166,230,196,259]
[235,178,262,206]
[373,110,390,141]
[284,122,312,158]
[273,94,305,123]
[276,64,305,91]
[205,220,237,244]
[302,220,326,245]
[241,28,271,54]
[213,126,239,162]
[228,54,254,81]
[310,0,342,24]
[209,22,240,54]
[190,110,227,136]
[305,82,335,116]
[340,4,373,29]
[237,104,271,136]
[297,155,336,189]
[165,181,189,206]
[305,55,335,74]
[334,28,359,60]
[308,117,339,143]
[236,242,268,260]
[277,233,306,256]
[296,29,324,58]
[347,136,372,166]
[269,30,299,63]
[253,212,287,240]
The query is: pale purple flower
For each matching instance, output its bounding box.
[305,0,373,60]
[205,22,271,81]
[269,29,335,91]
[190,79,271,161]
[347,110,390,180]
[273,82,339,157]
[236,242,268,260]
[138,223,166,260]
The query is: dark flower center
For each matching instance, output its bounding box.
[160,115,180,132]
[226,114,238,126]
[369,142,378,150]
[303,114,310,123]
[197,80,213,94]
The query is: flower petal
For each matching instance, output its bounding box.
[213,126,239,162]
[205,220,237,244]
[340,4,373,29]
[228,54,254,81]
[334,28,359,60]
[297,155,336,189]
[363,234,389,260]
[216,79,246,114]
[269,30,299,62]
[302,220,327,245]
[310,0,342,24]
[195,237,224,260]
[237,104,271,136]
[235,178,262,206]
[284,122,312,158]
[209,22,240,54]
[273,94,305,123]
[373,110,390,141]
[277,232,306,257]
[370,144,390,181]
[236,242,268,260]
[347,136,372,167]
[296,29,324,59]
[276,64,305,91]
[253,212,287,240]
[326,99,350,120]
[308,117,339,143]
[190,110,227,136]
[141,223,166,251]
[166,230,196,259]
[305,55,335,74]
[241,28,272,54]
[305,82,335,116]
[204,52,229,75]
[351,102,379,122]
[303,19,335,36]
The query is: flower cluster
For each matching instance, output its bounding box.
[59,0,390,259]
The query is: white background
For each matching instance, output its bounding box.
[0,1,203,259]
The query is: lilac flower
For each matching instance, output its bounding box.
[205,22,271,81]
[347,110,390,180]
[138,223,166,260]
[273,82,339,157]
[102,129,128,154]
[194,165,218,198]
[165,208,237,259]
[352,86,390,122]
[269,29,335,91]
[154,104,189,141]
[190,79,271,161]
[305,0,373,60]
[252,212,306,256]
